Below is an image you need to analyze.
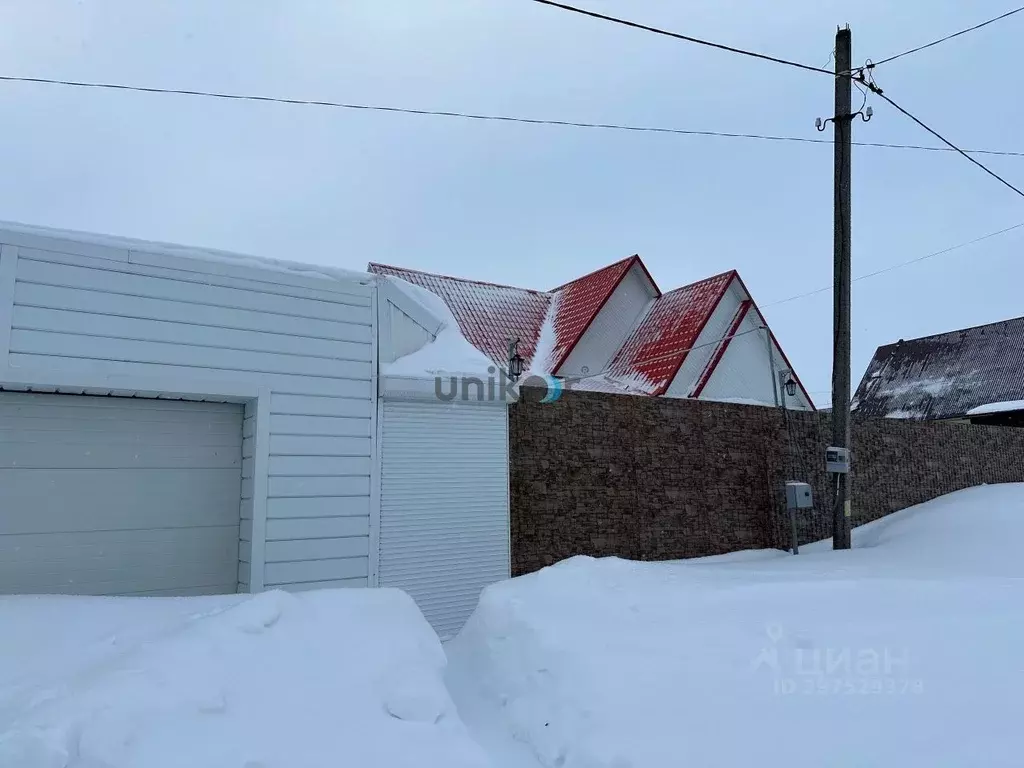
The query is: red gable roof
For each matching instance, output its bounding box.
[607,271,735,395]
[546,255,656,372]
[368,260,749,397]
[369,258,657,371]
[369,263,551,367]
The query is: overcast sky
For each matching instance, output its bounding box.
[0,0,1021,405]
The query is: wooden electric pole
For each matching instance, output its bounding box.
[831,25,853,549]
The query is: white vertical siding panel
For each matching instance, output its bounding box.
[382,301,436,365]
[665,281,743,398]
[698,311,778,406]
[379,401,510,638]
[1,231,376,594]
[700,308,814,410]
[247,391,271,592]
[0,245,18,364]
[558,265,656,377]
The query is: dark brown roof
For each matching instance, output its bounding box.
[853,315,1024,420]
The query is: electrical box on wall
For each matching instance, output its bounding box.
[826,446,850,474]
[785,481,813,510]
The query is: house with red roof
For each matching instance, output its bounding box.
[368,256,813,409]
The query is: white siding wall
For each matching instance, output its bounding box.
[376,280,441,366]
[378,399,509,638]
[238,401,257,592]
[557,264,655,378]
[0,234,377,592]
[665,279,744,398]
[700,307,813,410]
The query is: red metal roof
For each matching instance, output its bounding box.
[368,260,788,399]
[369,263,551,367]
[547,256,647,372]
[607,271,735,395]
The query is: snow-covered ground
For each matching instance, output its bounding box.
[4,485,1021,767]
[0,588,489,768]
[447,484,1024,768]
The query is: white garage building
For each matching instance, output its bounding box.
[0,222,509,636]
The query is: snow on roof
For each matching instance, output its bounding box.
[966,400,1024,417]
[527,291,561,376]
[369,263,552,369]
[546,256,646,372]
[369,258,650,376]
[606,271,735,396]
[368,261,750,400]
[854,314,1024,420]
[566,371,659,396]
[0,220,372,286]
[381,276,496,378]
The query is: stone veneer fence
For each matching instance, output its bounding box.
[509,389,1024,576]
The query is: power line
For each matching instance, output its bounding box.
[577,215,1024,372]
[869,5,1024,68]
[2,73,1023,158]
[587,215,1024,374]
[763,220,1024,309]
[528,0,833,76]
[873,89,1024,200]
[571,325,768,382]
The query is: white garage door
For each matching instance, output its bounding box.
[0,392,244,596]
[379,400,510,638]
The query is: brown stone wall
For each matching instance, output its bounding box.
[509,389,1024,576]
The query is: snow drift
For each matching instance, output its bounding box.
[382,275,497,379]
[447,484,1024,768]
[0,588,489,768]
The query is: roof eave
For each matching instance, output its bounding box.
[653,270,738,397]
[730,272,817,411]
[550,255,658,375]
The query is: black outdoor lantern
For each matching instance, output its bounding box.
[784,374,797,398]
[507,338,525,381]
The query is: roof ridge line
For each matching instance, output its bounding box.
[660,269,737,295]
[548,254,639,292]
[886,313,1024,346]
[368,261,550,295]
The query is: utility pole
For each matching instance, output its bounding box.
[831,25,853,550]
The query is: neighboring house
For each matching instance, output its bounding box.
[0,221,508,636]
[853,314,1024,425]
[368,256,815,409]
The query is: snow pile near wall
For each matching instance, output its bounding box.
[447,484,1024,768]
[383,276,497,379]
[966,400,1024,416]
[0,589,490,768]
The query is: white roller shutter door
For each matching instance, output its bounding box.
[0,392,244,596]
[379,400,510,637]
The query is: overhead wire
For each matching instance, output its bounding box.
[871,88,1024,200]
[1,10,1019,384]
[762,220,1024,309]
[1,73,1023,158]
[528,0,834,76]
[571,216,1024,376]
[868,5,1024,68]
